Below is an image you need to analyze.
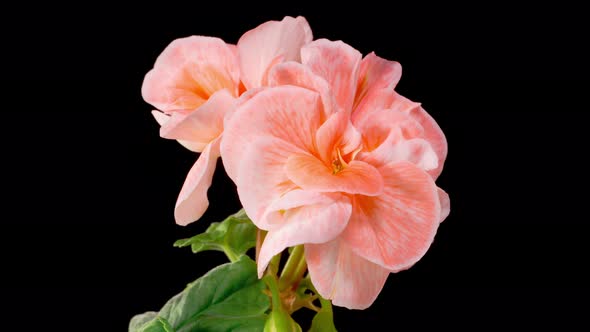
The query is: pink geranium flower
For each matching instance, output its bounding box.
[222,39,449,309]
[142,17,312,225]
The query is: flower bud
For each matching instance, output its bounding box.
[264,308,302,332]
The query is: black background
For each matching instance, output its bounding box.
[2,3,589,331]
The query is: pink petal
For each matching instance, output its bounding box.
[233,136,300,229]
[341,161,441,271]
[306,239,389,309]
[267,61,336,117]
[390,93,448,179]
[230,86,266,110]
[151,109,170,126]
[388,90,421,113]
[353,103,440,171]
[353,106,438,170]
[151,110,207,152]
[220,85,267,129]
[438,187,450,223]
[141,36,239,112]
[261,189,334,225]
[227,43,238,59]
[315,111,362,164]
[221,86,323,182]
[159,90,235,145]
[257,191,351,277]
[362,138,439,171]
[301,39,362,113]
[352,88,396,120]
[353,108,424,154]
[174,137,221,226]
[237,16,313,89]
[410,106,448,179]
[353,52,402,110]
[285,154,384,196]
[391,139,438,170]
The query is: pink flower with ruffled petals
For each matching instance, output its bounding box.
[222,39,449,309]
[142,16,313,225]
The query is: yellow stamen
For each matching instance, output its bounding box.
[331,149,347,174]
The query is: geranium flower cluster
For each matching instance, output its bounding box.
[142,16,449,310]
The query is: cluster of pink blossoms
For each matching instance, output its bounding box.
[142,16,449,310]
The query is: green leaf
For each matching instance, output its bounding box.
[174,209,257,262]
[135,317,174,332]
[129,256,270,332]
[130,312,158,331]
[129,312,173,332]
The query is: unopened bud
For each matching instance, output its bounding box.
[264,308,302,332]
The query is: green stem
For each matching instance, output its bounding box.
[279,245,305,291]
[291,253,307,287]
[301,274,332,313]
[298,274,312,291]
[222,245,240,263]
[268,252,282,276]
[263,274,282,311]
[318,296,333,313]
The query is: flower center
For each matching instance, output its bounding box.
[331,147,362,174]
[331,149,346,174]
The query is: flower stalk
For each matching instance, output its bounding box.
[222,246,240,263]
[263,274,302,332]
[279,245,306,291]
